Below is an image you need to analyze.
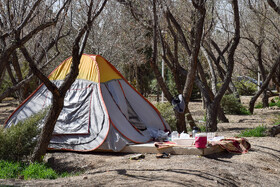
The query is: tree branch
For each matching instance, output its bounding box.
[267,0,280,15]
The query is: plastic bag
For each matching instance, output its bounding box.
[172,94,185,113]
[147,128,169,141]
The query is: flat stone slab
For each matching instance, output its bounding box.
[118,142,225,156]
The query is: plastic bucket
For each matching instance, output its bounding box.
[195,133,207,148]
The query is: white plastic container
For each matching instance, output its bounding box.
[171,131,179,141]
[180,132,190,139]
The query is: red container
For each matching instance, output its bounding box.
[195,134,207,148]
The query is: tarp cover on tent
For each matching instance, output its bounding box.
[5,54,170,152]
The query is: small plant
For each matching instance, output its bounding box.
[237,125,267,137]
[198,125,207,132]
[269,97,280,108]
[0,160,78,180]
[255,102,263,109]
[254,97,280,109]
[188,124,207,132]
[221,94,251,115]
[22,162,58,180]
[154,102,176,130]
[0,160,22,179]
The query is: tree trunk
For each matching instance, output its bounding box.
[31,95,64,162]
[186,106,196,130]
[175,111,186,133]
[206,103,218,132]
[217,105,229,123]
[196,60,229,124]
[262,90,269,108]
[201,46,217,95]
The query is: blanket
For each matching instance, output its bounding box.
[212,138,251,153]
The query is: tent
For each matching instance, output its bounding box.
[5,54,170,152]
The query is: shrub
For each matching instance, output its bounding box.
[0,74,13,97]
[0,109,47,161]
[239,107,251,115]
[237,125,267,137]
[154,102,176,131]
[221,94,251,115]
[235,80,257,96]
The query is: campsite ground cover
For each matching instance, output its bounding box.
[0,96,280,186]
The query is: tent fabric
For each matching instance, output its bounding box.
[49,55,122,83]
[5,54,170,152]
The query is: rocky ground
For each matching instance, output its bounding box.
[0,96,279,187]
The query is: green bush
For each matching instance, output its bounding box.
[154,102,176,131]
[237,125,267,137]
[235,80,257,96]
[0,110,47,161]
[221,94,251,115]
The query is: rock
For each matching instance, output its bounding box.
[129,154,145,160]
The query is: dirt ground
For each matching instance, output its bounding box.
[0,96,279,187]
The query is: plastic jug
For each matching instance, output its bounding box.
[171,131,179,141]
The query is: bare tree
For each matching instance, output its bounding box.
[237,0,280,113]
[0,0,68,84]
[17,0,108,162]
[196,0,240,131]
[116,0,210,133]
[0,0,73,103]
[246,0,280,113]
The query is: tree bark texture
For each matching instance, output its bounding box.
[205,103,218,132]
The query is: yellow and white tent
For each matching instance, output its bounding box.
[5,54,170,151]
